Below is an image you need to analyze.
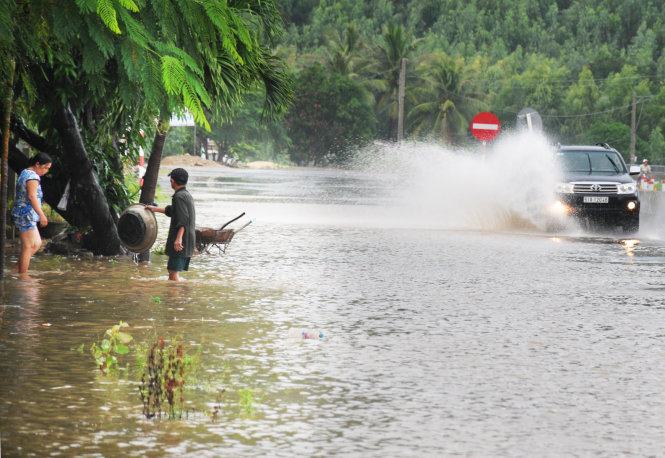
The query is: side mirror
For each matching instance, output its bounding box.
[629,165,640,175]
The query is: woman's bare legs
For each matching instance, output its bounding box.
[18,228,42,274]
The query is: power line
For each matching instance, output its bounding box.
[538,95,657,118]
[540,106,630,119]
[451,69,662,88]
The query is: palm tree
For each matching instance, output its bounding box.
[407,53,479,143]
[324,24,374,79]
[372,23,417,140]
[322,25,376,111]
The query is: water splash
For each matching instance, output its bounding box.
[355,131,562,231]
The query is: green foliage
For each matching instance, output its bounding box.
[96,0,122,34]
[645,127,665,164]
[561,66,601,137]
[229,142,261,162]
[90,321,133,374]
[207,90,292,163]
[324,25,368,78]
[162,126,194,157]
[583,122,632,160]
[286,64,376,165]
[408,53,479,143]
[160,56,211,130]
[85,129,143,215]
[269,0,665,158]
[238,388,256,416]
[124,170,142,202]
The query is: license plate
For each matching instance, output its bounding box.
[583,196,609,203]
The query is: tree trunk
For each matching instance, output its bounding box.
[441,111,449,144]
[630,91,637,164]
[140,116,170,206]
[52,105,122,255]
[1,58,15,277]
[397,58,406,142]
[137,115,170,262]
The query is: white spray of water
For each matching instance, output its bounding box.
[355,131,563,231]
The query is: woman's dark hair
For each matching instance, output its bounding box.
[28,152,52,166]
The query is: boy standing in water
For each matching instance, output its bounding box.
[146,168,196,281]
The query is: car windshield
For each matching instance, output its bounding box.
[556,150,627,175]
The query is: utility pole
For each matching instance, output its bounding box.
[1,59,16,278]
[397,58,407,142]
[193,123,197,156]
[630,91,637,164]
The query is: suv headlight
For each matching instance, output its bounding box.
[555,182,574,194]
[617,182,637,194]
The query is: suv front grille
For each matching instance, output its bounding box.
[573,183,618,194]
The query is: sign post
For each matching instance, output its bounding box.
[517,107,543,132]
[470,112,501,143]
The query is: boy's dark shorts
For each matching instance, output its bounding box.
[167,256,191,272]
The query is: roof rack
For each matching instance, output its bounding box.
[595,142,613,150]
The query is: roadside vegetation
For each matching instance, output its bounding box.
[182,0,665,166]
[0,0,291,255]
[88,321,256,421]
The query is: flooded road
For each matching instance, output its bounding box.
[3,165,665,456]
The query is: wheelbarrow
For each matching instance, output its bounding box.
[195,212,251,254]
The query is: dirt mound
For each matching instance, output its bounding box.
[161,155,224,168]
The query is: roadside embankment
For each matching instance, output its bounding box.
[160,155,225,168]
[159,155,286,170]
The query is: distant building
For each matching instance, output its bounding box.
[205,138,219,161]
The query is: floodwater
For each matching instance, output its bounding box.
[3,141,665,456]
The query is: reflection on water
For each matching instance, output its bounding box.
[3,162,665,456]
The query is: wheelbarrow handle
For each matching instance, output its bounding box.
[219,212,245,231]
[234,220,252,233]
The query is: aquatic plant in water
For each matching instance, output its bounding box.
[152,245,166,255]
[209,389,226,422]
[90,321,133,374]
[138,337,198,419]
[238,388,255,416]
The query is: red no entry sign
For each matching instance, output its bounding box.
[470,112,501,142]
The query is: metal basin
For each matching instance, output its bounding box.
[117,204,158,253]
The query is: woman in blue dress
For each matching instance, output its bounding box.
[11,153,52,274]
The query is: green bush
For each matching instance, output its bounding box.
[286,64,377,165]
